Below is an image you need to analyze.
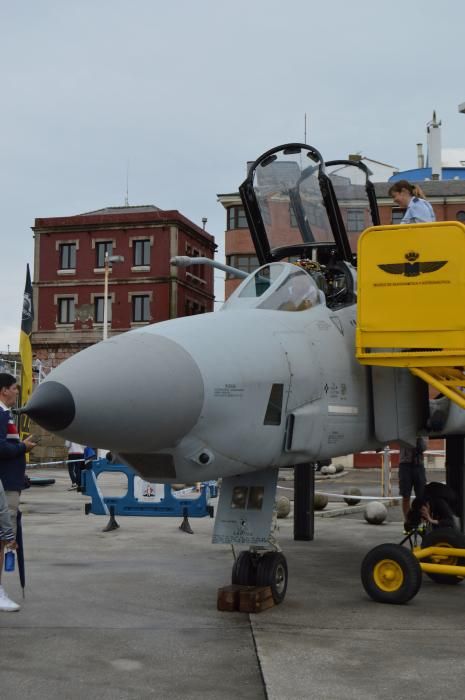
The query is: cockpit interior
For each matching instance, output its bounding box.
[237,143,379,310]
[222,260,356,313]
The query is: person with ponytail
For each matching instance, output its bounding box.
[388,180,436,224]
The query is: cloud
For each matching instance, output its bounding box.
[1,0,465,345]
[0,325,21,354]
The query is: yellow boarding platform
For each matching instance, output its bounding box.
[356,221,465,410]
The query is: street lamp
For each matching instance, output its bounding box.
[103,252,124,341]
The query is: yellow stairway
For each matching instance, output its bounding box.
[356,221,465,409]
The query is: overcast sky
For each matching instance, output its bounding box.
[1,0,465,351]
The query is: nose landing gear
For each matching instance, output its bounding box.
[232,549,288,604]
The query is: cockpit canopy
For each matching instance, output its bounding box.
[222,262,322,312]
[239,144,379,266]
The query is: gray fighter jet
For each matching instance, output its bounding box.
[21,144,461,603]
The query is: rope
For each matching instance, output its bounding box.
[277,485,401,501]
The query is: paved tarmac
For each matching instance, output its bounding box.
[1,468,464,700]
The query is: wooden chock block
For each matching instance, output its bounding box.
[239,586,274,613]
[217,585,275,613]
[217,584,242,612]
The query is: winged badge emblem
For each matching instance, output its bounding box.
[378,251,447,278]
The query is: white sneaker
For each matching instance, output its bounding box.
[0,586,20,612]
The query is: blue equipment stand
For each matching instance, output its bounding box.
[82,459,215,528]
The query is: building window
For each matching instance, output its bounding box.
[226,254,260,279]
[134,239,150,266]
[94,296,112,323]
[185,246,204,280]
[391,208,405,224]
[96,241,113,268]
[346,208,365,233]
[58,298,75,324]
[456,211,465,223]
[227,206,248,230]
[132,295,150,322]
[185,300,206,315]
[59,243,76,270]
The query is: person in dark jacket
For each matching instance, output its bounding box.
[405,481,458,532]
[75,446,97,492]
[0,373,36,612]
[398,437,428,520]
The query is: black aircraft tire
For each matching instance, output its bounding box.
[361,543,422,604]
[421,528,465,585]
[255,552,288,604]
[232,551,256,586]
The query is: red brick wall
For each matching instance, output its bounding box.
[354,439,445,468]
[32,209,215,354]
[378,202,465,225]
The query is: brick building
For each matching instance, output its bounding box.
[376,180,465,226]
[32,205,215,366]
[218,180,465,298]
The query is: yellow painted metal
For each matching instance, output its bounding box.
[420,563,465,576]
[356,221,465,360]
[373,558,404,591]
[414,545,465,560]
[413,545,465,577]
[410,368,465,410]
[357,352,465,368]
[355,221,465,411]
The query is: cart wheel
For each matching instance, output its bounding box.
[421,528,465,585]
[361,543,422,604]
[255,552,288,604]
[232,551,256,586]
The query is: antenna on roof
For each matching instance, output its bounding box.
[304,112,307,143]
[124,160,130,206]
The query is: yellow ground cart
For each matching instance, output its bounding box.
[357,221,465,603]
[361,528,465,604]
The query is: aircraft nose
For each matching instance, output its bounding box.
[19,380,76,431]
[21,332,204,451]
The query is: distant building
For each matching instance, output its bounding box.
[347,154,399,182]
[32,205,215,366]
[376,179,465,225]
[217,130,465,299]
[390,112,465,183]
[218,151,400,298]
[0,352,21,379]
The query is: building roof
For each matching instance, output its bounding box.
[78,205,161,216]
[219,179,465,208]
[356,155,399,170]
[33,207,215,245]
[375,180,465,198]
[441,149,465,168]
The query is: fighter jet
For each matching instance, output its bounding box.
[20,144,464,604]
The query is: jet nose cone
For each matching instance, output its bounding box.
[26,331,204,452]
[20,380,76,432]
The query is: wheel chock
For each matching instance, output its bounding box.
[217,585,274,613]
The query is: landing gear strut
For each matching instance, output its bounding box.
[232,550,288,604]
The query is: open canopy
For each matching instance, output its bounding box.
[239,144,379,266]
